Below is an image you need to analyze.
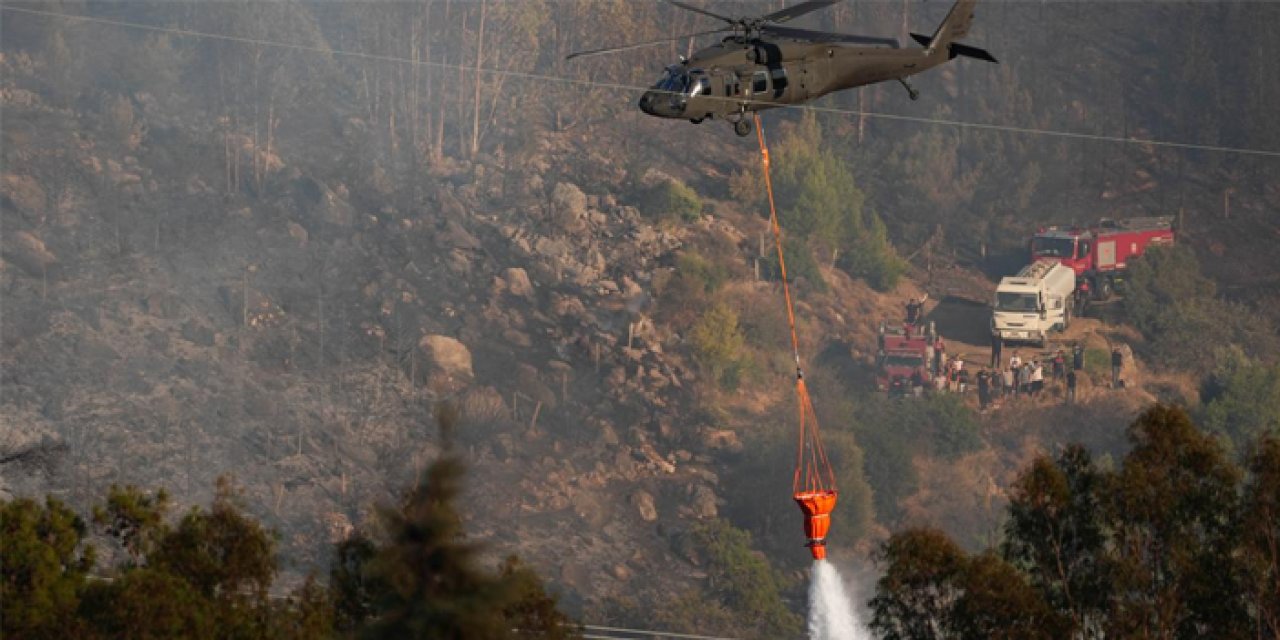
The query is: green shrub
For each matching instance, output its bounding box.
[675,251,730,295]
[647,180,702,223]
[1199,347,1280,446]
[692,519,803,638]
[691,302,747,390]
[1083,348,1111,380]
[759,236,827,292]
[765,112,906,291]
[1123,245,1279,372]
[853,393,982,523]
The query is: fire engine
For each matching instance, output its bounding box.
[1029,216,1175,300]
[875,321,936,397]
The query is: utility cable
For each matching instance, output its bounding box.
[4,4,1279,159]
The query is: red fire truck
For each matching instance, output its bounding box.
[875,321,936,397]
[1029,216,1175,300]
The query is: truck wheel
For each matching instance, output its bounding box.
[1094,277,1113,301]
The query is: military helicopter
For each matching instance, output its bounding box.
[568,0,996,137]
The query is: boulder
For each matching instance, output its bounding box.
[2,231,56,276]
[691,484,719,519]
[419,335,473,393]
[701,429,743,453]
[504,267,534,298]
[1,174,46,224]
[319,186,355,226]
[631,489,658,522]
[287,221,309,246]
[550,181,588,233]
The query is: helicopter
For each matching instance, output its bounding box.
[567,0,996,137]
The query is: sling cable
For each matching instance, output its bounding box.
[753,113,838,561]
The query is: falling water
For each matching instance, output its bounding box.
[808,560,873,640]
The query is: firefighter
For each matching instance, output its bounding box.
[1111,346,1123,388]
[1073,343,1085,371]
[990,331,1003,368]
[1066,369,1078,404]
[977,369,990,409]
[1052,349,1066,381]
[905,293,928,327]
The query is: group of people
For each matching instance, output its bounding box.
[972,343,1087,409]
[898,294,1128,408]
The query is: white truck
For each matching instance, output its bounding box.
[992,260,1076,346]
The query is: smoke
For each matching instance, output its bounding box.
[808,560,874,640]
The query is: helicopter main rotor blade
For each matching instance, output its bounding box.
[762,24,899,48]
[566,28,731,60]
[759,0,842,25]
[664,0,736,24]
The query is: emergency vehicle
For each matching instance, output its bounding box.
[1029,216,1175,300]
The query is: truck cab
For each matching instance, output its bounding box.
[875,323,934,397]
[1030,228,1093,278]
[991,260,1076,346]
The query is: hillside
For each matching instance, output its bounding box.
[3,1,1278,635]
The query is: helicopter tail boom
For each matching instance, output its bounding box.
[925,0,978,56]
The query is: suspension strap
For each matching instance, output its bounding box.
[754,113,803,377]
[753,113,836,496]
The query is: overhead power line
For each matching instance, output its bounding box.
[4,4,1279,159]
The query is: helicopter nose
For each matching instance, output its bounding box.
[638,91,683,118]
[638,92,661,116]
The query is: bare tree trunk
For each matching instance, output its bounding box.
[224,126,232,193]
[470,0,487,158]
[456,9,471,156]
[267,95,276,177]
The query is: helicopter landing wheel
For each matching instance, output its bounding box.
[734,118,753,137]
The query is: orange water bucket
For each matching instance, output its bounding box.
[794,489,838,560]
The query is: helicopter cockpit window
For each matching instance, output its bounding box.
[654,67,689,95]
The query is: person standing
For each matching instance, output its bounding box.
[1111,346,1123,388]
[1066,369,1077,404]
[1073,343,1085,371]
[990,332,1003,368]
[1052,350,1065,381]
[1031,360,1045,395]
[934,337,946,378]
[1009,351,1022,371]
[1004,367,1016,396]
[906,295,926,326]
[977,370,990,409]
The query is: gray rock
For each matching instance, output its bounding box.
[504,267,534,298]
[3,231,56,277]
[419,335,473,393]
[1,174,47,224]
[631,489,658,522]
[551,182,588,233]
[441,220,481,251]
[691,484,718,519]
